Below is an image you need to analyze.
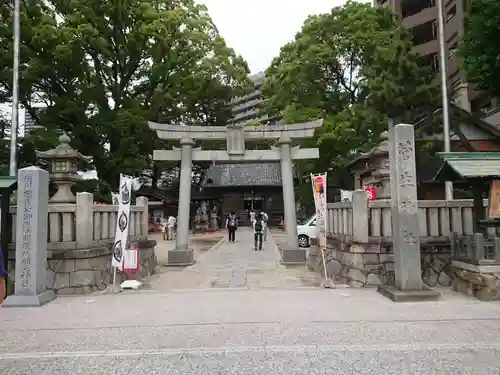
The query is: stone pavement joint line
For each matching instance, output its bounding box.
[148,228,321,291]
[3,342,500,360]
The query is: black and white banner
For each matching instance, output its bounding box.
[111,174,133,269]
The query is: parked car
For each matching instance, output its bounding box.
[297,215,317,248]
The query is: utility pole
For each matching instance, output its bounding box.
[9,0,20,177]
[436,0,453,200]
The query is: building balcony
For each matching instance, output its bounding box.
[403,6,437,29]
[232,107,261,122]
[231,90,261,106]
[401,0,436,19]
[414,39,439,57]
[232,97,264,114]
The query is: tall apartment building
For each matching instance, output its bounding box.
[375,0,500,123]
[228,72,280,126]
[23,108,42,134]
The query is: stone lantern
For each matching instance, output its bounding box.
[36,133,92,203]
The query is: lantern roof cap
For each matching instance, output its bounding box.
[36,132,92,162]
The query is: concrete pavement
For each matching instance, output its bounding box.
[1,229,500,374]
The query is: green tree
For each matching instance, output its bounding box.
[0,0,250,189]
[460,0,500,97]
[262,1,436,204]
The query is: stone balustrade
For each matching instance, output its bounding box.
[309,195,500,300]
[308,195,495,291]
[8,192,149,250]
[6,192,156,295]
[326,197,492,242]
[449,232,500,301]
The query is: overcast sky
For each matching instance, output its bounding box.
[197,0,366,73]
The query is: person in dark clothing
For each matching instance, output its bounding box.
[253,213,265,251]
[225,212,238,242]
[0,248,7,304]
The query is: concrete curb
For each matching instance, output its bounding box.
[192,237,226,265]
[209,237,226,253]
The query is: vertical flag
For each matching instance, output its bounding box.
[111,174,132,269]
[311,173,328,248]
[111,192,119,206]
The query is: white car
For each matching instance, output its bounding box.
[297,215,317,248]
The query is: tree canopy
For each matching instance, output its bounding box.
[262,1,437,201]
[0,0,251,189]
[460,0,500,98]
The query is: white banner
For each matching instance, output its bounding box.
[311,173,328,247]
[111,175,133,269]
[111,192,119,206]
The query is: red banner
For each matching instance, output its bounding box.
[365,187,376,201]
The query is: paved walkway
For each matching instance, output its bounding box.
[1,288,500,374]
[147,228,321,291]
[3,230,500,373]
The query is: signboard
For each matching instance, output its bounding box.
[311,173,328,248]
[340,190,352,202]
[122,248,139,271]
[488,180,500,219]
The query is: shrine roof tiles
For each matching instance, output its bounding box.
[203,163,282,187]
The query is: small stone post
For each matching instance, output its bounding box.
[75,192,94,248]
[136,196,149,238]
[378,124,440,302]
[352,190,369,243]
[2,167,56,307]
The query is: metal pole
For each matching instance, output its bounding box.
[437,0,453,200]
[9,0,20,177]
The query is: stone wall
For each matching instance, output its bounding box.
[451,261,500,301]
[308,238,452,288]
[8,239,157,295]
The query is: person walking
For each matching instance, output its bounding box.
[260,211,269,241]
[161,218,168,240]
[249,209,256,226]
[166,215,176,240]
[226,212,238,242]
[253,213,265,251]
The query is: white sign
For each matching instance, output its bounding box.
[123,248,139,271]
[340,190,353,202]
[311,173,328,248]
[111,175,133,269]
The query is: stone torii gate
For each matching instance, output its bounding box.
[149,119,323,265]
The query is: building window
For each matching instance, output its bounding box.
[446,4,456,22]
